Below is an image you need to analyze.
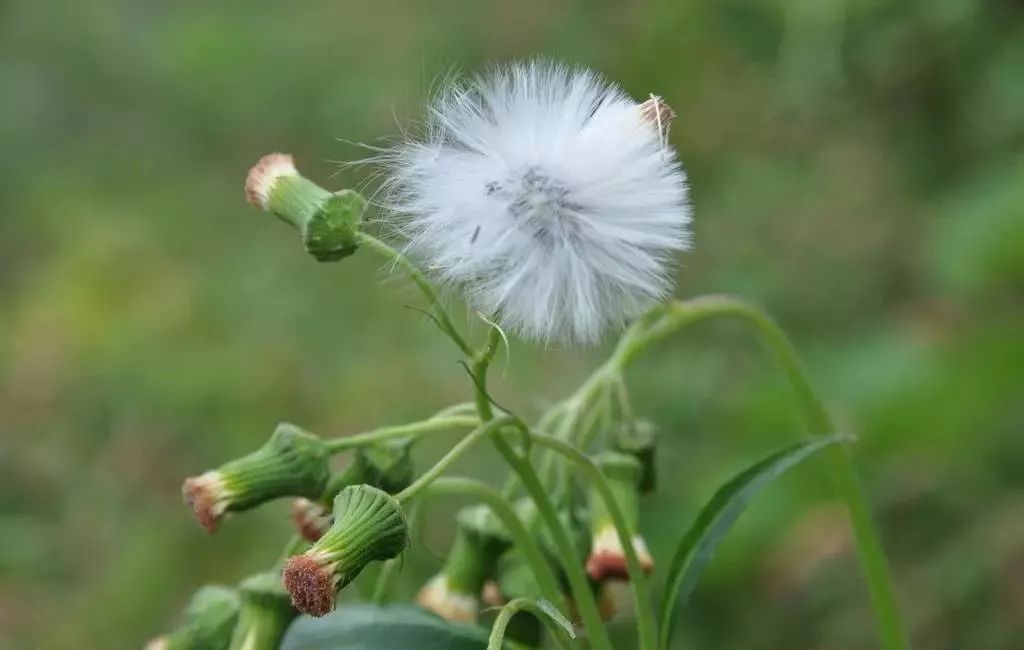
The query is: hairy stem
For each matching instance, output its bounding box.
[356,232,473,356]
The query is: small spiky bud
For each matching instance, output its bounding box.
[159,585,239,650]
[416,505,511,622]
[245,153,366,262]
[282,485,409,616]
[182,423,330,532]
[612,419,659,493]
[227,572,299,650]
[585,452,654,582]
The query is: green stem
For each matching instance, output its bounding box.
[614,295,908,650]
[471,326,503,422]
[425,477,566,612]
[395,417,514,504]
[325,416,480,453]
[528,432,657,650]
[488,598,576,650]
[356,232,473,356]
[489,425,614,650]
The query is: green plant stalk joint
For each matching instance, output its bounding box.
[182,423,330,532]
[227,572,299,650]
[162,585,240,650]
[282,484,409,617]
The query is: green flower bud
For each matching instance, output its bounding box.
[183,423,330,532]
[416,505,511,622]
[612,419,658,493]
[283,484,409,616]
[227,572,299,650]
[323,438,415,501]
[585,452,654,583]
[245,153,365,262]
[160,585,239,650]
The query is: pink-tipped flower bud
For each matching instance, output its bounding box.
[585,452,655,583]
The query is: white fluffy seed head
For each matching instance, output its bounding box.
[378,61,692,344]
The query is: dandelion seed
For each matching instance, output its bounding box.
[377,61,692,344]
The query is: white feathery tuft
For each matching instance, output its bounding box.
[377,61,692,344]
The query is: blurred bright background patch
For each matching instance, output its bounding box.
[1,1,1022,648]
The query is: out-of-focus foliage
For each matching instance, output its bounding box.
[0,0,1021,648]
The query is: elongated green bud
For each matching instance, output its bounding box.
[245,153,366,261]
[283,484,409,616]
[612,419,658,493]
[585,452,654,583]
[416,505,511,622]
[157,585,239,650]
[183,423,330,532]
[227,572,299,650]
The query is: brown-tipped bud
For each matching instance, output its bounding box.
[585,523,655,583]
[282,484,409,616]
[585,452,654,583]
[291,497,333,543]
[245,153,298,209]
[182,423,330,533]
[638,95,676,141]
[244,153,365,262]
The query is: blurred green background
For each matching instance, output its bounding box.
[2,0,1022,648]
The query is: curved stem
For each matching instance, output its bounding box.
[325,415,480,453]
[614,295,909,650]
[528,432,658,650]
[425,477,566,612]
[472,326,503,422]
[395,417,513,504]
[356,232,473,356]
[488,598,576,650]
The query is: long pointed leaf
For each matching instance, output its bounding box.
[658,434,848,650]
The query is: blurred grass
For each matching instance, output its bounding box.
[1,0,1022,648]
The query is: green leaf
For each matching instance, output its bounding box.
[282,604,489,650]
[658,434,848,650]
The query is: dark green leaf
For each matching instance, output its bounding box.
[282,604,489,650]
[658,434,848,650]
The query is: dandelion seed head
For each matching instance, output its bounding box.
[378,61,692,344]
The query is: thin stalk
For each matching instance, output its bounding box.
[356,232,473,356]
[472,326,503,422]
[613,295,908,650]
[395,417,513,504]
[488,598,576,650]
[529,432,657,650]
[425,477,566,612]
[325,416,480,453]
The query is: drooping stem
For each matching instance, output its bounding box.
[425,477,566,611]
[325,415,480,453]
[610,295,909,650]
[487,598,576,650]
[529,432,658,650]
[356,232,473,356]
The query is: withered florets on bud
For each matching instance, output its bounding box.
[282,484,409,617]
[182,423,330,533]
[585,523,655,583]
[245,153,298,209]
[291,497,333,543]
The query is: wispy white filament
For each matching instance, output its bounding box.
[379,61,692,344]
